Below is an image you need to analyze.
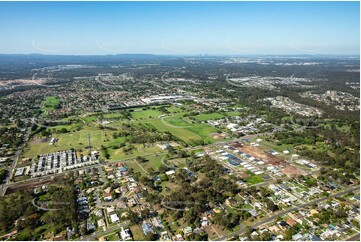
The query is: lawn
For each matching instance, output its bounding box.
[104,232,120,241]
[245,171,264,185]
[129,225,145,241]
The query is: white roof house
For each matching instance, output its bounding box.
[110,214,120,223]
[120,227,132,241]
[165,170,176,176]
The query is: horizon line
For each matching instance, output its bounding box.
[0,53,359,57]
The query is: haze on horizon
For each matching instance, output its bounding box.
[0,1,359,56]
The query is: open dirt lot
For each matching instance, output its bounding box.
[31,137,51,144]
[232,143,284,166]
[230,142,306,177]
[280,165,307,177]
[211,132,229,140]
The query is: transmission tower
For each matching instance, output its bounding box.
[88,133,91,154]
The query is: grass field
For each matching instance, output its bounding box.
[124,153,165,176]
[194,113,224,121]
[142,155,163,170]
[41,96,60,111]
[103,112,125,119]
[108,145,162,162]
[165,116,192,127]
[23,104,231,164]
[39,123,83,134]
[193,111,241,121]
[147,119,202,144]
[23,126,120,158]
[225,111,242,116]
[131,108,163,120]
[58,104,230,146]
[186,124,218,143]
[166,105,184,113]
[144,114,219,145]
[124,161,148,176]
[81,115,98,123]
[259,140,293,153]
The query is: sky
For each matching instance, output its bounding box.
[0,1,359,55]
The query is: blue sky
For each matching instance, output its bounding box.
[0,1,359,55]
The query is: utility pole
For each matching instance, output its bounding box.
[88,133,91,155]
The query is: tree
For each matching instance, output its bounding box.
[145,233,159,241]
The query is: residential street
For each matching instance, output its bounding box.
[0,118,34,196]
[216,186,360,241]
[78,220,130,241]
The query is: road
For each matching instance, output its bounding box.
[77,220,130,241]
[1,163,104,196]
[215,186,360,241]
[0,118,34,196]
[346,233,360,241]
